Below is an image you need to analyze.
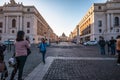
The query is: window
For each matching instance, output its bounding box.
[12,19,16,28]
[0,30,2,33]
[116,29,119,32]
[27,22,30,28]
[0,22,3,28]
[99,29,102,33]
[27,30,30,33]
[98,6,101,10]
[94,38,96,40]
[0,9,3,11]
[98,20,102,27]
[27,8,30,12]
[12,30,15,33]
[114,17,119,26]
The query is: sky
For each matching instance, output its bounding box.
[0,0,107,36]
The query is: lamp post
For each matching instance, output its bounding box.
[47,28,50,46]
[76,25,79,44]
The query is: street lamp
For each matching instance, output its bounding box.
[76,25,79,44]
[47,27,50,46]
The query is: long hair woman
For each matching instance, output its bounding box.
[10,31,30,80]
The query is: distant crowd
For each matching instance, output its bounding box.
[98,35,120,66]
[98,36,116,55]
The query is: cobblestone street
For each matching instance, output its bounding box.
[24,42,120,80]
[43,59,120,80]
[1,42,120,80]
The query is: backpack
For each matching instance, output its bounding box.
[39,43,46,52]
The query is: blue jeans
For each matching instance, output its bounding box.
[40,51,46,63]
[110,45,116,55]
[100,46,105,55]
[10,56,27,80]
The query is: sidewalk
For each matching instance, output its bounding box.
[24,57,120,80]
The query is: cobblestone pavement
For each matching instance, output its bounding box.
[43,59,120,80]
[24,57,119,80]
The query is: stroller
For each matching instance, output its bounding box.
[0,44,8,80]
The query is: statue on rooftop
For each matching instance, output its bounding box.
[10,0,16,4]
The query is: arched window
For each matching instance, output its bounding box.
[12,19,16,28]
[114,17,119,26]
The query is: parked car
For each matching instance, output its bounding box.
[3,40,15,45]
[83,41,98,46]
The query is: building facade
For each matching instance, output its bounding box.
[0,0,57,43]
[70,0,120,43]
[59,33,68,42]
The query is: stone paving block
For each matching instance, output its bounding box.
[42,59,120,80]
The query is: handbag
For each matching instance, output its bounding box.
[0,61,5,72]
[8,45,17,67]
[27,48,31,56]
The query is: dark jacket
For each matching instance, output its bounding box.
[98,40,106,47]
[0,44,6,61]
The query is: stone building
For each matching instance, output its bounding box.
[59,33,68,42]
[70,0,120,43]
[0,0,56,43]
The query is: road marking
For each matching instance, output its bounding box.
[47,57,117,60]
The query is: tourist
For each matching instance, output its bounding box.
[98,37,106,55]
[38,38,47,64]
[116,35,120,65]
[109,37,116,55]
[10,31,30,80]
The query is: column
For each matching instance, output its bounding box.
[111,14,114,28]
[16,16,19,32]
[4,16,6,33]
[111,13,114,33]
[18,16,20,30]
[22,16,24,30]
[6,16,8,34]
[107,13,110,33]
[20,16,22,30]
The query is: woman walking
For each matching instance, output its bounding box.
[10,31,30,80]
